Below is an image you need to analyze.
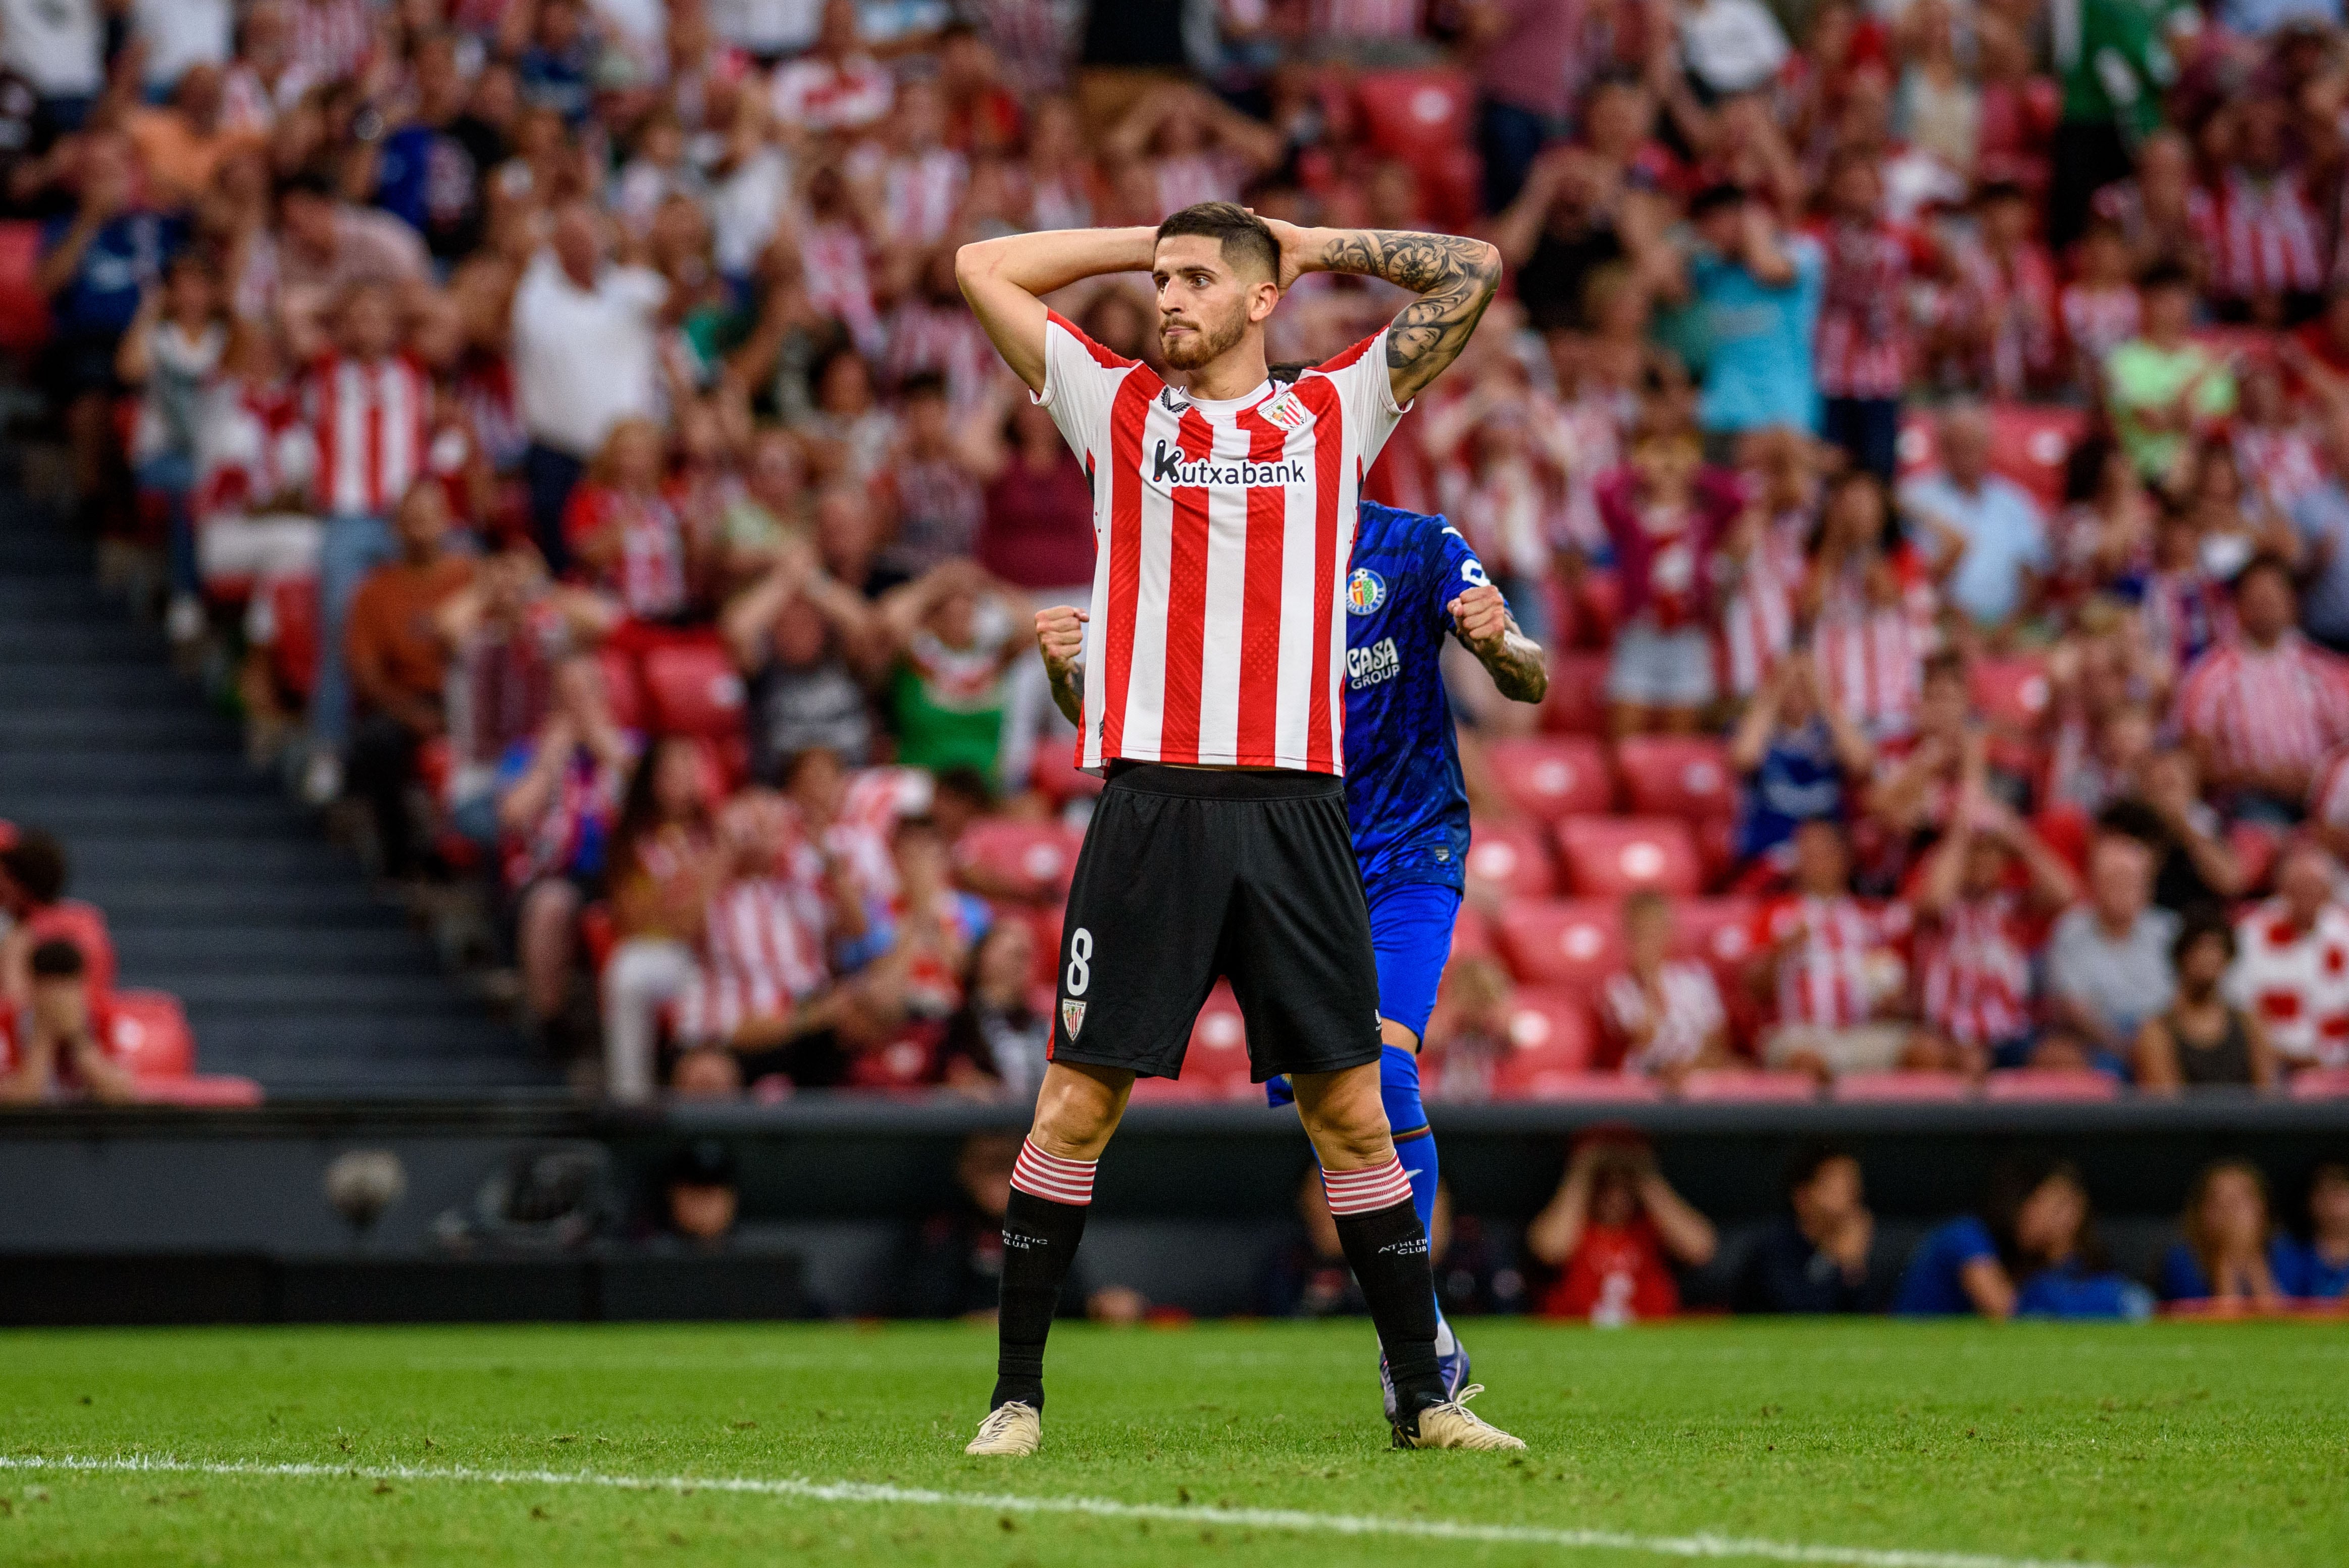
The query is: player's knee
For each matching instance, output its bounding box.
[1028,1062,1131,1158]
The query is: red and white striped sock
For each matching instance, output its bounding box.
[1010,1139,1098,1206]
[1322,1155,1413,1216]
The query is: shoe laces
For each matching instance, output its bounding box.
[975,1402,1035,1439]
[1424,1384,1492,1423]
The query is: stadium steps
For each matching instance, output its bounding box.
[0,502,552,1098]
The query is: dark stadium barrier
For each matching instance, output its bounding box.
[0,1095,2342,1323]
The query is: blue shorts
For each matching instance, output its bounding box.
[1365,879,1462,1045]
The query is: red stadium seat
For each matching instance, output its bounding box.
[0,220,50,353]
[268,576,320,699]
[1555,816,1703,897]
[133,1074,264,1106]
[1668,896,1760,973]
[1986,404,2086,513]
[2290,1067,2349,1100]
[1678,1069,1818,1102]
[1831,1071,1975,1102]
[1485,737,1613,821]
[1615,736,1736,822]
[1028,904,1065,988]
[107,991,194,1077]
[1030,740,1104,801]
[956,821,1082,900]
[1490,988,1600,1087]
[1180,983,1258,1100]
[1493,898,1623,988]
[1539,652,1610,734]
[596,645,646,731]
[1355,67,1474,163]
[1491,1067,1664,1103]
[1448,902,1492,962]
[579,901,618,977]
[1970,656,2054,734]
[641,640,746,738]
[1982,1068,2119,1102]
[1464,820,1558,898]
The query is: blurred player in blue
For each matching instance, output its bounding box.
[1270,491,1547,1414]
[1029,487,1545,1412]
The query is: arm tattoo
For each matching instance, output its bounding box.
[1316,230,1503,399]
[1477,630,1548,705]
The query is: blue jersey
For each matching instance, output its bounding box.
[1343,503,1492,894]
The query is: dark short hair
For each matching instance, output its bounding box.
[2173,905,2236,965]
[932,766,993,807]
[1921,648,1967,688]
[29,938,85,980]
[1688,182,1748,219]
[2138,259,2194,293]
[0,830,67,905]
[2095,798,2168,849]
[1783,1139,1857,1199]
[276,168,335,205]
[1155,201,1279,284]
[900,369,948,401]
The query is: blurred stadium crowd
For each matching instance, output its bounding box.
[15,0,2349,1131]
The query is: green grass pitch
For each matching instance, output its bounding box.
[1,1319,2343,1567]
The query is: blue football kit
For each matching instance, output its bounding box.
[1268,501,1511,1394]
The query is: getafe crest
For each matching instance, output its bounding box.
[1346,567,1387,616]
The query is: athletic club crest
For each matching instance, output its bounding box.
[1260,389,1308,430]
[1346,568,1386,616]
[1061,999,1087,1039]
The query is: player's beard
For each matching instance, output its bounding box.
[1160,305,1248,371]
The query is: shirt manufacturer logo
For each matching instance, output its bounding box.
[1150,439,1308,488]
[1346,568,1387,616]
[1160,387,1192,415]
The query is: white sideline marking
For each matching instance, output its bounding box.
[0,1454,2164,1568]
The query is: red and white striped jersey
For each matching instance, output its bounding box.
[2197,168,2326,301]
[674,875,831,1044]
[1758,894,1912,1030]
[2175,633,2349,784]
[1812,217,1925,400]
[2058,283,2139,385]
[2225,897,2349,1068]
[1809,552,1937,739]
[1720,507,1810,698]
[307,352,430,518]
[1917,891,2036,1047]
[1038,311,1408,774]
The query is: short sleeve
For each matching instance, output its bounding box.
[1945,1215,1998,1267]
[1427,515,1493,631]
[1309,329,1408,470]
[1034,310,1139,472]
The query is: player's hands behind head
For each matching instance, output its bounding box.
[1256,214,1315,294]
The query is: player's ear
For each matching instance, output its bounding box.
[1249,278,1279,322]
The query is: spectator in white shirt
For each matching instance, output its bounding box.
[511,201,670,571]
[1604,890,1733,1087]
[2225,840,2349,1074]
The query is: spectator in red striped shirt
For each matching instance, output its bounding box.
[2195,96,2326,328]
[1813,150,1929,481]
[2176,553,2349,821]
[1912,793,2079,1075]
[1750,818,1922,1081]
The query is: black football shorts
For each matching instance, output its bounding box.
[1049,763,1384,1083]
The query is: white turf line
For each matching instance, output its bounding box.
[0,1454,2169,1568]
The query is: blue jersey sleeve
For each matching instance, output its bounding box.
[1427,522,1494,640]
